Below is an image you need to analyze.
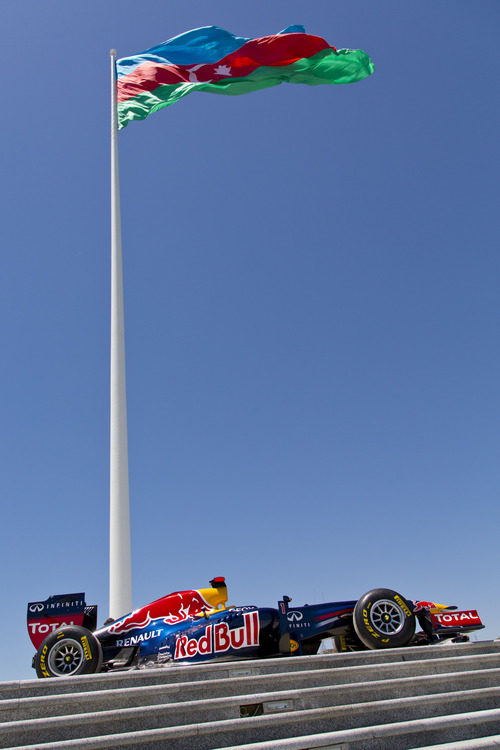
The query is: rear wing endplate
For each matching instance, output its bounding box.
[27,593,97,649]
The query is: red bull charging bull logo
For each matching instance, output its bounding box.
[412,600,440,613]
[108,589,214,635]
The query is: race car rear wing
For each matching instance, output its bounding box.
[27,593,97,650]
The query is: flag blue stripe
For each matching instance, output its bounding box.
[116,25,306,79]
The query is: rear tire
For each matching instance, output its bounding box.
[34,625,102,678]
[353,588,415,649]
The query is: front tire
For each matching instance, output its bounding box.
[34,626,103,678]
[353,588,415,649]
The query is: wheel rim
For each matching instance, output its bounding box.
[369,599,405,636]
[48,638,84,676]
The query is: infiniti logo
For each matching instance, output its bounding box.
[287,611,303,622]
[29,603,44,613]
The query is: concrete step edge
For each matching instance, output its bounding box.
[2,665,500,723]
[1,684,500,744]
[3,645,500,704]
[216,711,500,749]
[8,707,500,750]
[408,736,500,749]
[4,641,498,700]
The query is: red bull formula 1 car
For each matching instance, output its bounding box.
[27,578,484,678]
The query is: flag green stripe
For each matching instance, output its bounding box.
[118,48,374,129]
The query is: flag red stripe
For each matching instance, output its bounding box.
[117,32,332,104]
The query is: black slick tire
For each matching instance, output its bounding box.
[353,587,415,649]
[34,625,103,678]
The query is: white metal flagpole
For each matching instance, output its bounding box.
[109,49,133,618]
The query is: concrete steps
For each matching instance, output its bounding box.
[1,640,499,749]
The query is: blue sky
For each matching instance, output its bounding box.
[1,1,499,681]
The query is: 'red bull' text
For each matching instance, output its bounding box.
[174,611,259,660]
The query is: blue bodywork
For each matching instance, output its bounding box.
[91,597,358,668]
[28,580,484,677]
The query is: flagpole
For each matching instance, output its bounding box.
[109,49,132,619]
